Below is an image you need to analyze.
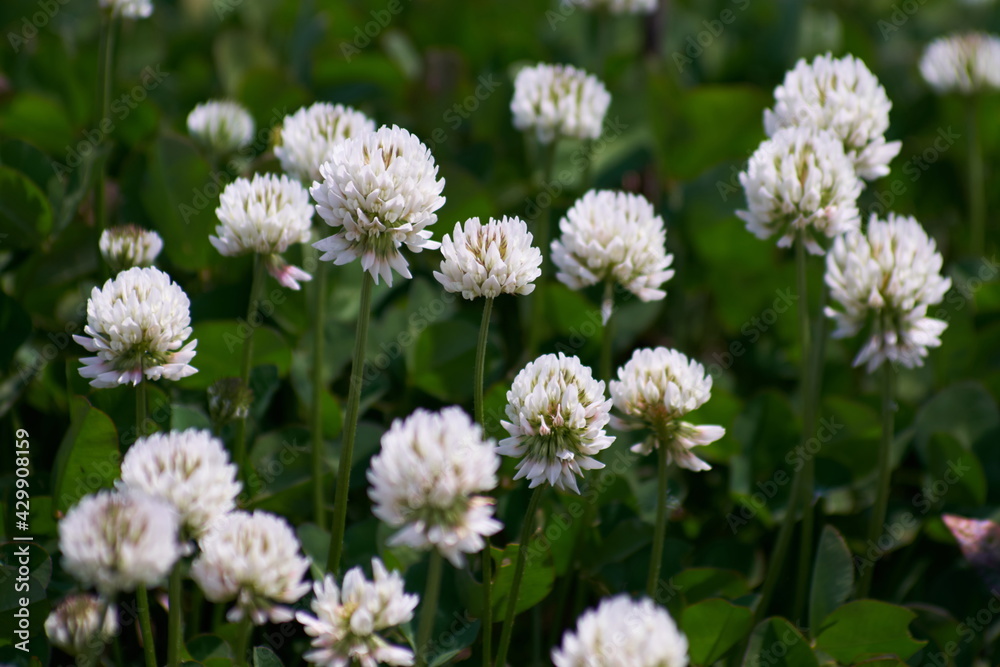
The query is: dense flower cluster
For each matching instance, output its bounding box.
[297,559,419,667]
[99,225,163,272]
[73,267,198,388]
[920,32,1000,94]
[191,510,311,624]
[511,63,611,143]
[825,213,951,372]
[276,102,376,183]
[100,0,152,18]
[738,127,862,254]
[312,125,445,286]
[499,353,614,493]
[368,407,502,566]
[45,595,118,657]
[434,216,542,300]
[764,53,901,180]
[610,347,725,471]
[187,100,256,154]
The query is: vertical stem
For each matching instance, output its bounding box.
[135,585,157,667]
[600,281,615,384]
[326,273,375,574]
[167,562,183,666]
[859,363,894,598]
[95,13,116,232]
[528,140,559,355]
[646,426,671,596]
[967,95,985,257]
[233,616,253,667]
[233,255,267,486]
[135,377,147,439]
[474,297,494,666]
[188,586,203,639]
[311,259,329,525]
[416,550,445,667]
[495,486,545,667]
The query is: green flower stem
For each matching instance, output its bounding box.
[311,258,329,525]
[135,585,158,667]
[136,377,147,439]
[474,296,494,666]
[528,140,559,356]
[188,586,203,639]
[167,561,183,666]
[234,255,267,487]
[495,486,545,667]
[416,550,445,667]
[967,95,986,256]
[646,425,671,597]
[95,12,117,233]
[233,616,253,667]
[600,281,615,384]
[859,362,895,598]
[326,272,375,574]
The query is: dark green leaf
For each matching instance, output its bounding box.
[52,396,120,513]
[680,598,753,665]
[0,165,53,248]
[815,601,927,664]
[743,617,818,667]
[809,525,854,633]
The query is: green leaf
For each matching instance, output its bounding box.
[680,598,753,665]
[186,634,234,661]
[809,525,854,633]
[744,617,818,667]
[0,165,53,248]
[251,646,283,667]
[408,319,480,402]
[814,601,927,664]
[177,320,292,391]
[0,292,31,370]
[915,382,999,452]
[925,434,987,505]
[672,567,750,606]
[490,544,555,617]
[52,396,121,513]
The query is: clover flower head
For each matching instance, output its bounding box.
[187,100,255,155]
[511,63,611,144]
[561,0,657,14]
[312,125,445,286]
[73,266,198,388]
[433,216,542,300]
[100,0,152,18]
[99,225,163,272]
[921,32,1000,94]
[45,595,118,657]
[276,102,376,184]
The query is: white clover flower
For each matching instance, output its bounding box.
[562,0,657,14]
[297,558,419,667]
[499,353,614,493]
[100,0,152,18]
[59,490,181,595]
[312,125,445,286]
[45,594,118,657]
[825,213,951,373]
[552,595,688,667]
[276,103,376,184]
[511,63,611,144]
[738,127,862,255]
[187,100,255,155]
[191,510,311,625]
[764,53,901,180]
[368,407,502,566]
[120,429,241,539]
[552,190,674,322]
[73,266,198,388]
[610,347,725,472]
[920,33,1000,95]
[433,216,542,300]
[212,173,315,290]
[99,225,163,272]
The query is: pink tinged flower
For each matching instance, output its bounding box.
[73,266,198,388]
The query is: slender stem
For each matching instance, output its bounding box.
[495,486,545,667]
[528,140,559,355]
[967,95,985,257]
[167,562,183,666]
[859,363,894,598]
[326,273,375,574]
[95,12,116,232]
[233,616,253,667]
[135,378,147,439]
[188,586,203,639]
[135,585,157,667]
[474,297,494,666]
[234,255,267,485]
[600,282,615,384]
[311,259,329,525]
[416,550,445,667]
[646,425,671,596]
